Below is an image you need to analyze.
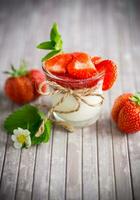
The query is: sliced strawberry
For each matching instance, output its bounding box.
[91,56,103,65]
[67,52,97,79]
[73,52,91,62]
[43,53,72,75]
[95,60,117,91]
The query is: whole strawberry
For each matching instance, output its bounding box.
[4,61,46,104]
[111,92,140,134]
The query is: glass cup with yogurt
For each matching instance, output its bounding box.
[41,67,105,128]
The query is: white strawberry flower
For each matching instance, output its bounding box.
[11,127,31,149]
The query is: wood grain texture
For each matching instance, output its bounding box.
[106,0,134,200]
[83,125,99,200]
[49,127,67,200]
[0,0,140,199]
[66,130,82,200]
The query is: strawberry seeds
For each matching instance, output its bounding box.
[43,52,117,91]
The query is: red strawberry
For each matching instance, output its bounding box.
[28,69,46,96]
[94,59,117,91]
[111,93,133,123]
[4,62,46,104]
[111,92,140,133]
[43,53,72,75]
[67,52,97,79]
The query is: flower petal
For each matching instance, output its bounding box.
[14,142,22,149]
[17,127,23,131]
[13,129,19,135]
[26,136,31,148]
[24,130,31,136]
[11,135,16,141]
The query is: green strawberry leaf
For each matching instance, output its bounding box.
[31,119,52,144]
[41,50,61,62]
[37,41,55,50]
[38,111,46,120]
[4,105,53,146]
[4,60,28,77]
[130,92,140,105]
[4,105,41,134]
[44,119,52,142]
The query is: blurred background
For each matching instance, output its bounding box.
[0,0,139,92]
[0,0,140,73]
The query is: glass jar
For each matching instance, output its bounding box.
[41,68,105,128]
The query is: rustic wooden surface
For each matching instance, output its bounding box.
[0,0,140,199]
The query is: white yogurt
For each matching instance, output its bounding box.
[51,81,104,127]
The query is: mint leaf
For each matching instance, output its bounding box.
[37,23,63,62]
[37,41,55,50]
[55,38,63,50]
[50,23,60,42]
[41,50,61,62]
[50,23,63,48]
[31,119,52,144]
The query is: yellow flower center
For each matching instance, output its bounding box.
[17,134,27,144]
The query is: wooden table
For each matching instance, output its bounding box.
[0,0,140,199]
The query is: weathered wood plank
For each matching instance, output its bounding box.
[15,148,36,200]
[49,127,67,200]
[31,136,53,200]
[82,1,101,199]
[105,2,136,199]
[93,1,116,200]
[83,125,98,200]
[126,0,140,199]
[105,0,134,199]
[0,6,13,182]
[66,130,82,200]
[14,4,44,200]
[97,96,116,200]
[0,4,32,199]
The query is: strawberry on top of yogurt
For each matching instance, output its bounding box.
[43,52,117,91]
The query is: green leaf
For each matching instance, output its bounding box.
[36,23,63,62]
[5,60,28,77]
[50,23,61,42]
[4,105,53,147]
[31,119,53,144]
[38,111,46,120]
[130,92,140,106]
[37,41,55,50]
[55,38,63,50]
[44,119,52,142]
[41,50,61,62]
[4,105,42,134]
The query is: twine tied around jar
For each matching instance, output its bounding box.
[35,80,104,135]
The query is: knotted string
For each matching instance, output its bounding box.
[35,80,104,135]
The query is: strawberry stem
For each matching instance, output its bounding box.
[130,92,140,105]
[4,60,28,77]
